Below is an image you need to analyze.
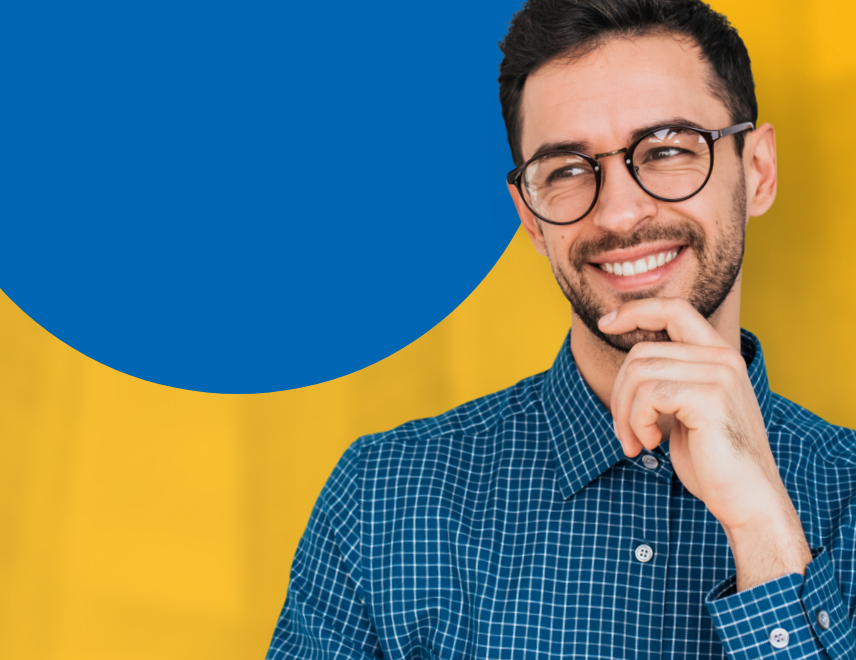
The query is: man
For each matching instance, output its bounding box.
[267,1,856,658]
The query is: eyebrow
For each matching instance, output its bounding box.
[528,117,707,161]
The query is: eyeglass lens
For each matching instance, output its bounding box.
[520,127,712,224]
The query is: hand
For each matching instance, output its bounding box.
[598,298,811,590]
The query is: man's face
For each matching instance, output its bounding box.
[513,34,749,352]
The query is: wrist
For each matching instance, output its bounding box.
[722,498,812,592]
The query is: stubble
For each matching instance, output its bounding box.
[551,176,747,353]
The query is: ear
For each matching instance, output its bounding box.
[743,122,777,218]
[507,183,548,257]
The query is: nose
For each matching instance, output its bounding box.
[590,152,659,235]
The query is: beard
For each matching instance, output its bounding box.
[551,176,747,353]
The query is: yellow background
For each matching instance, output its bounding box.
[3,1,856,657]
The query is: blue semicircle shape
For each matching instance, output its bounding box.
[0,0,524,393]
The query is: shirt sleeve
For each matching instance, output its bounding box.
[266,441,383,660]
[705,548,856,659]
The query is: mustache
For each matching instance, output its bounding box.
[570,221,707,271]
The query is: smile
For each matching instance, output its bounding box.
[598,248,683,277]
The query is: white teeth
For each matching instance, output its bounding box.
[598,248,681,277]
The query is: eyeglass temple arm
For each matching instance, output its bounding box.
[506,167,522,185]
[715,122,755,140]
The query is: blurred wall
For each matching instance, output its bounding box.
[2,1,855,657]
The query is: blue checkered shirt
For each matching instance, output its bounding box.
[268,330,856,659]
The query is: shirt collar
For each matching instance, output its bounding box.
[541,328,774,500]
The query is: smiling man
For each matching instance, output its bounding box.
[267,1,856,658]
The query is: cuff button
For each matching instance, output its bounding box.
[816,609,831,631]
[769,628,790,649]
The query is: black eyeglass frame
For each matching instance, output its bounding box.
[506,122,755,226]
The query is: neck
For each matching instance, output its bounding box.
[571,278,743,412]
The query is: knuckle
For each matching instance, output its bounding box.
[651,379,677,399]
[627,342,654,360]
[725,367,743,389]
[625,358,645,379]
[723,349,747,372]
[668,297,692,312]
[623,343,640,360]
[638,379,658,398]
[711,363,731,382]
[630,342,666,361]
[713,359,742,388]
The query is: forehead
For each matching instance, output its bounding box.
[519,34,732,159]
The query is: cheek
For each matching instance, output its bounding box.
[693,162,742,216]
[668,183,731,235]
[543,228,593,273]
[545,233,573,263]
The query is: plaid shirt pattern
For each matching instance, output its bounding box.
[268,330,856,659]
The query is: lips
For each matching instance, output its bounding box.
[584,241,689,290]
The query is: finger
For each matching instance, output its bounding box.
[622,341,746,368]
[597,297,730,348]
[610,343,742,412]
[667,419,697,496]
[628,383,669,451]
[613,417,644,458]
[629,379,719,441]
[612,357,727,453]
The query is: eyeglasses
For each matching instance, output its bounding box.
[506,122,754,226]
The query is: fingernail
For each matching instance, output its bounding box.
[600,310,617,327]
[613,418,620,440]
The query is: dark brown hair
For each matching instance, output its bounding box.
[498,0,757,165]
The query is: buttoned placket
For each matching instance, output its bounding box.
[624,450,675,657]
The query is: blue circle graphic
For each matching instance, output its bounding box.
[0,1,523,393]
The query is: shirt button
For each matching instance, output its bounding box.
[634,544,654,563]
[768,628,790,649]
[641,454,660,470]
[816,609,831,630]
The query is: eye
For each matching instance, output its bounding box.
[648,147,687,160]
[547,165,589,182]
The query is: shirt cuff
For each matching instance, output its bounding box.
[705,548,856,659]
